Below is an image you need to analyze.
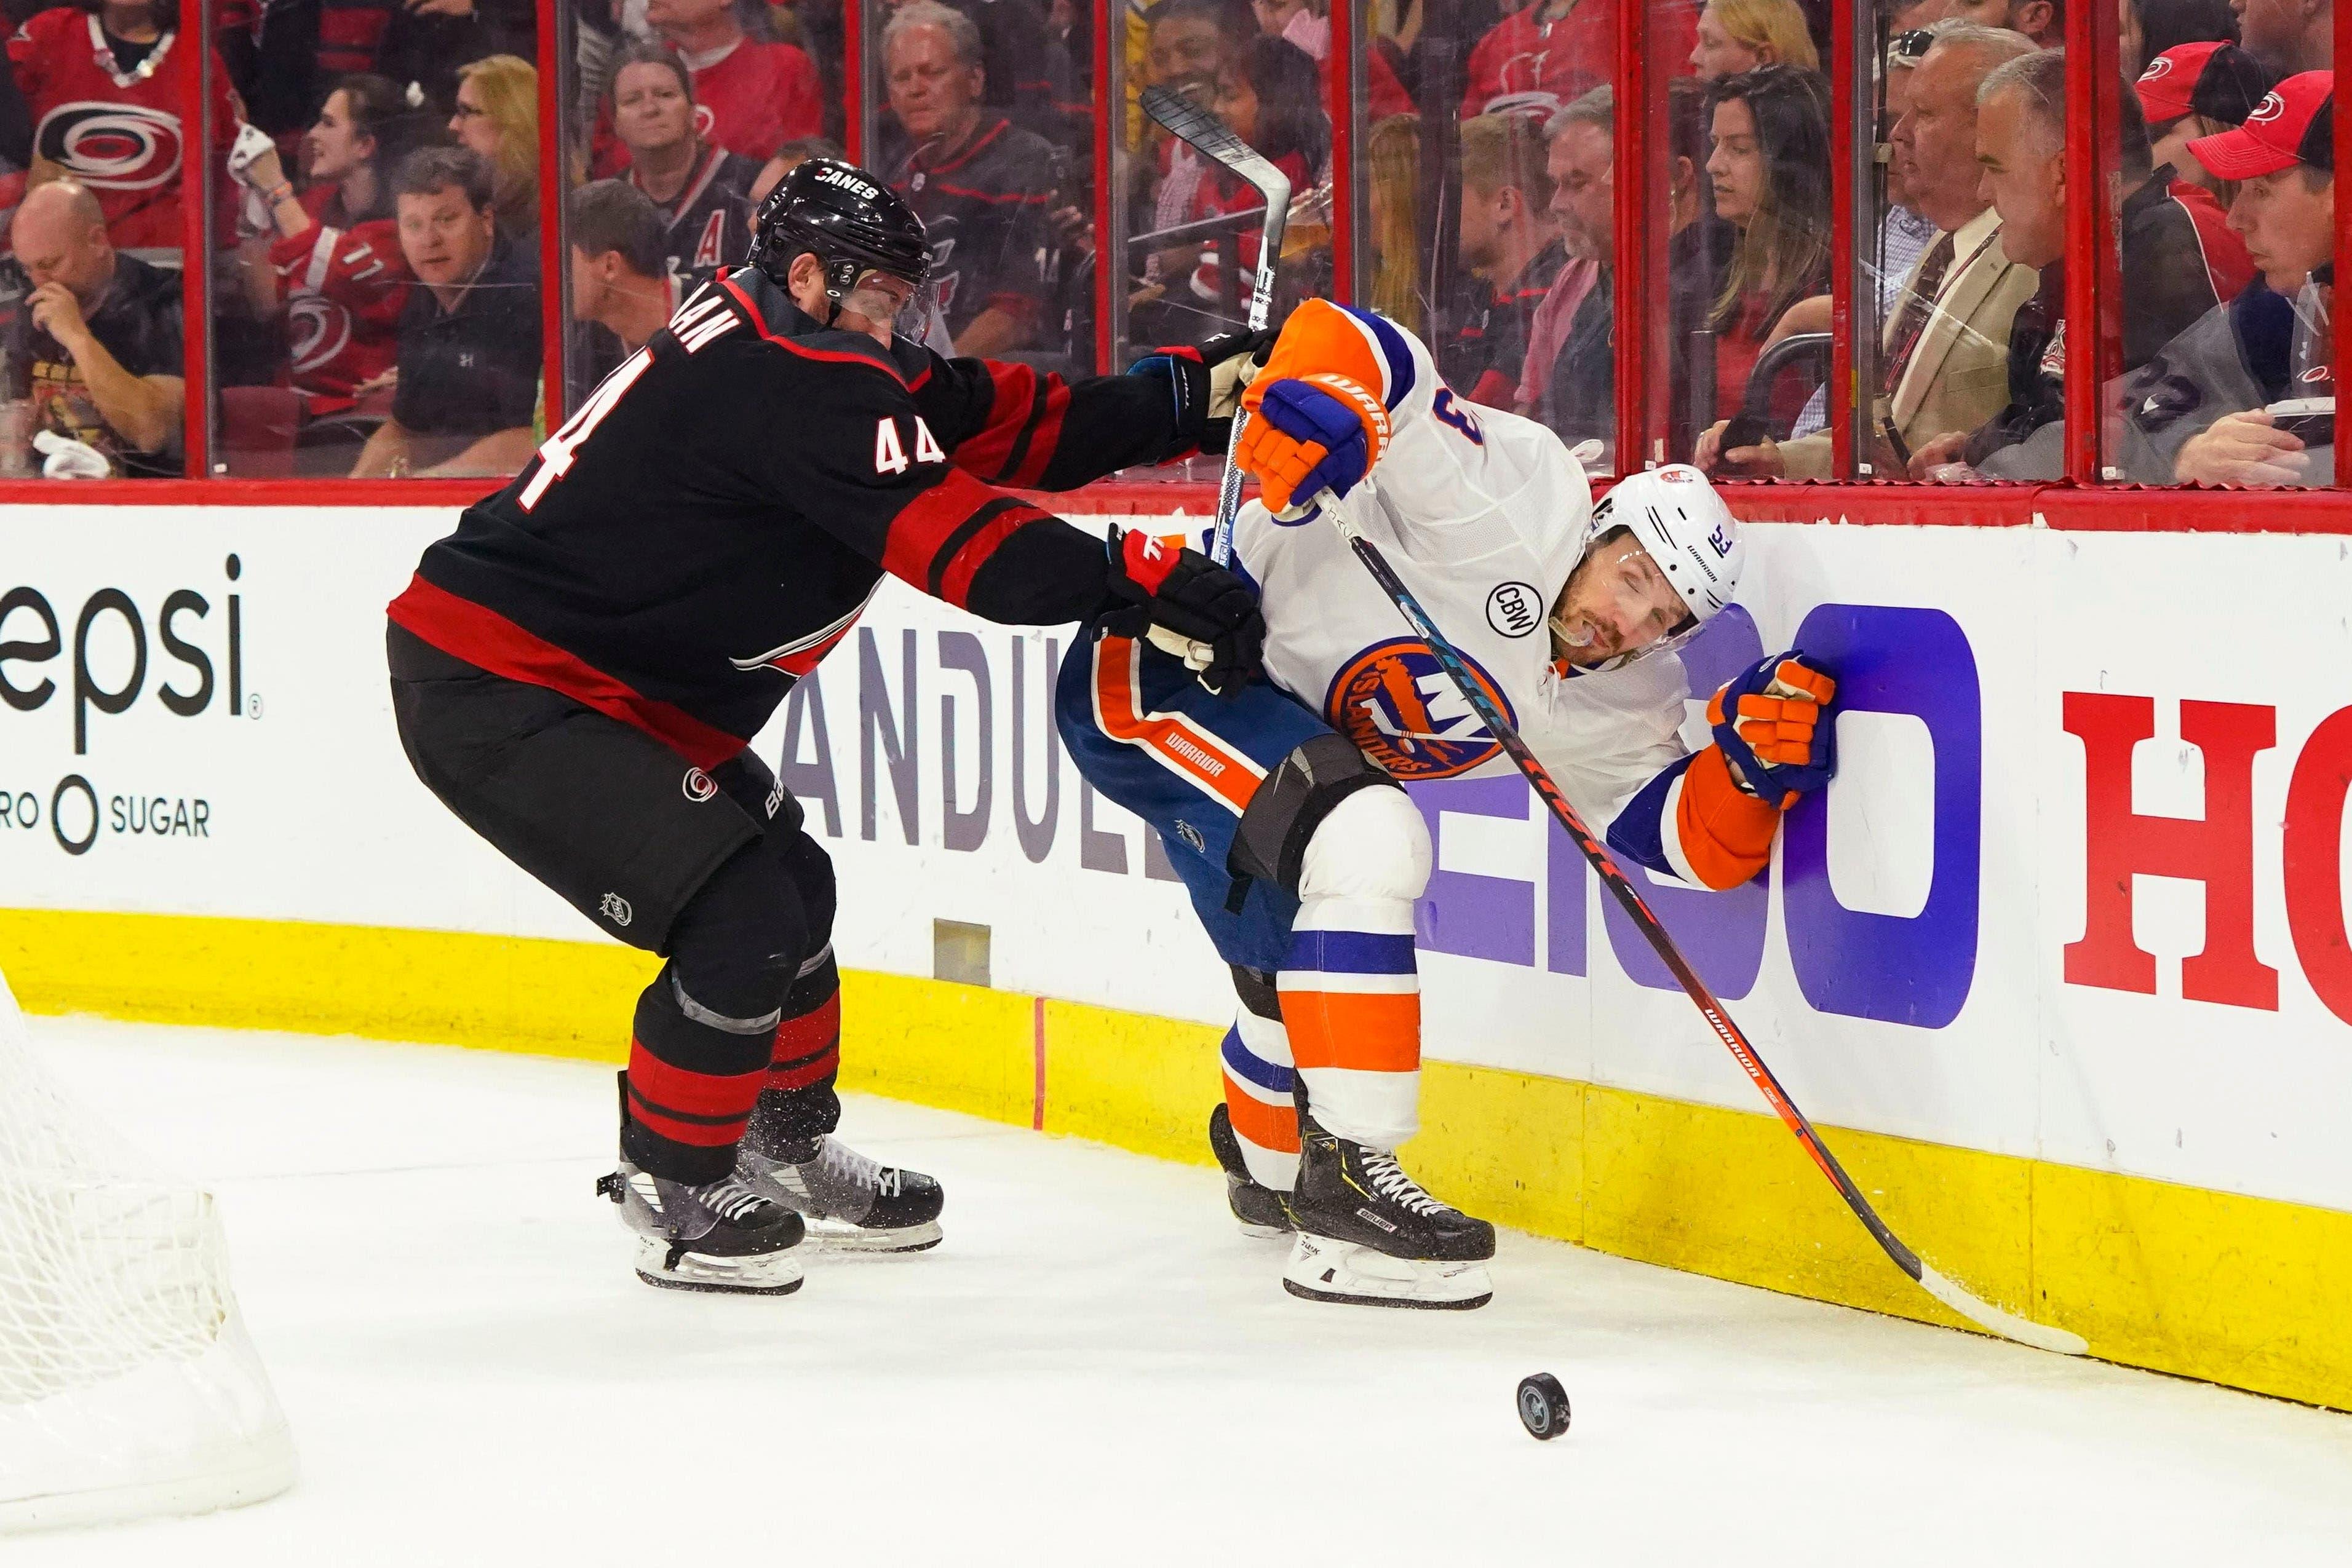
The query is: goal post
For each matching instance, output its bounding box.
[0,970,296,1533]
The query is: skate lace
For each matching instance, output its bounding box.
[817,1137,900,1198]
[696,1176,773,1224]
[1360,1149,1447,1218]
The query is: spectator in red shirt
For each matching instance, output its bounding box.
[232,73,424,420]
[637,0,822,166]
[1180,34,1325,315]
[1460,0,1699,120]
[7,0,237,255]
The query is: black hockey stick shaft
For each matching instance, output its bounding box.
[1139,84,1291,567]
[1331,503,2083,1354]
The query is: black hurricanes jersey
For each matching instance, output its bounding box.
[890,117,1058,343]
[630,146,759,287]
[389,266,1185,769]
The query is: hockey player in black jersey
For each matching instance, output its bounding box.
[387,159,1268,1295]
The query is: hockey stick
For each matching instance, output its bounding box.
[1327,485,2087,1358]
[1140,84,1292,568]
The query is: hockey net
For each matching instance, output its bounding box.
[0,968,295,1532]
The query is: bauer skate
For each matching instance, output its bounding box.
[1281,1115,1494,1310]
[734,1098,944,1253]
[1207,1103,1292,1237]
[597,1163,806,1295]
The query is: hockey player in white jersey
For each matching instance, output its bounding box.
[1055,299,1839,1309]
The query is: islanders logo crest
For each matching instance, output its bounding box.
[1325,640,1513,780]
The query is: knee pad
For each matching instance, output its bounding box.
[1231,733,1397,893]
[1297,783,1430,905]
[667,835,814,1023]
[776,827,836,954]
[1230,964,1281,1023]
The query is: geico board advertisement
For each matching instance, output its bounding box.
[2,505,2350,1219]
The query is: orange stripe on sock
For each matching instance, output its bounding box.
[1282,989,1422,1072]
[1091,635,1261,814]
[1222,1075,1300,1154]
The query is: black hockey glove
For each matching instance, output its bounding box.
[1100,527,1265,696]
[1126,325,1279,456]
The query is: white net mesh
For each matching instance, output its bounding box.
[0,971,295,1532]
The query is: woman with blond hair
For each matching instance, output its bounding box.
[1690,0,1818,79]
[450,55,542,240]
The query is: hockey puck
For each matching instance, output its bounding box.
[1516,1373,1570,1440]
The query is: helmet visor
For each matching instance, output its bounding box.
[836,269,945,350]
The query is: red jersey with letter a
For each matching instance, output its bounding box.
[269,186,413,416]
[1460,0,1698,118]
[7,11,236,252]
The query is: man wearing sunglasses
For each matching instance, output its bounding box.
[1057,298,1839,1312]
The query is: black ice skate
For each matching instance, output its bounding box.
[1282,1114,1494,1310]
[734,1099,944,1253]
[1207,1103,1293,1237]
[597,1164,806,1295]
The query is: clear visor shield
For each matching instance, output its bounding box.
[838,271,949,353]
[1548,534,1700,671]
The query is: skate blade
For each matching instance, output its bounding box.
[797,1217,944,1254]
[1235,1220,1292,1240]
[1281,1234,1493,1310]
[631,1235,806,1295]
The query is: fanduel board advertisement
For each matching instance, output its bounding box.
[3,504,2349,1218]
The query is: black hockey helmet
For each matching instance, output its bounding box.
[749,157,932,303]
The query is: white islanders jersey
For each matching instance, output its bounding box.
[1228,304,1696,842]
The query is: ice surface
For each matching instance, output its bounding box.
[10,1017,2351,1566]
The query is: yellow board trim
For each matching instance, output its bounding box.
[2,908,2346,1412]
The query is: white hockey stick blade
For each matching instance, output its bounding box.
[1918,1263,2088,1356]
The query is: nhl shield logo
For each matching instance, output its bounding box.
[1324,639,1512,780]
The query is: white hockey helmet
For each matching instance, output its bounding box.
[1591,464,1744,625]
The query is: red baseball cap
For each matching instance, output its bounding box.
[2188,71,2335,179]
[2135,42,2276,127]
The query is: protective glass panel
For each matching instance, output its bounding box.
[2116,21,2331,486]
[864,0,1097,375]
[1677,2,1834,478]
[1,0,224,479]
[563,0,823,410]
[205,0,545,478]
[1105,0,1332,481]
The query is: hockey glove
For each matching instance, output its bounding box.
[1234,372,1392,517]
[1707,651,1839,809]
[1101,527,1266,696]
[1127,327,1277,456]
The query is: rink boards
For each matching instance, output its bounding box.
[0,502,2346,1408]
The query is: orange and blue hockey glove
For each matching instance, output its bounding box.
[1707,651,1839,809]
[1234,371,1392,517]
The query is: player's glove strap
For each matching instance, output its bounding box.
[1707,651,1838,808]
[1100,528,1266,695]
[1127,327,1278,457]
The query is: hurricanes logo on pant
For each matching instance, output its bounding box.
[1324,639,1512,780]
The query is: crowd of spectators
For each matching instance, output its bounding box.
[0,0,2331,487]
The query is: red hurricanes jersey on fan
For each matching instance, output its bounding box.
[1458,1,1697,119]
[682,39,821,164]
[7,11,236,251]
[269,186,413,416]
[589,37,822,177]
